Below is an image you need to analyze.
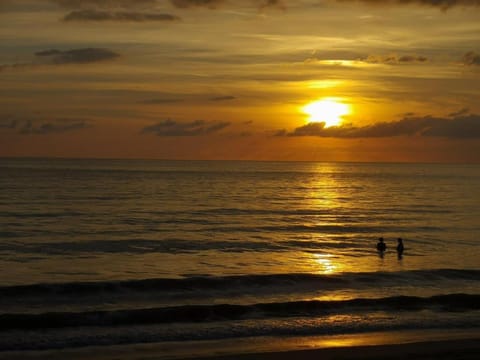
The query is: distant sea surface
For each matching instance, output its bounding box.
[0,159,479,352]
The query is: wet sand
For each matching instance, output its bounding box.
[1,330,479,360]
[189,338,480,360]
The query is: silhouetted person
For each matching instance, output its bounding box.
[376,237,386,252]
[396,238,404,259]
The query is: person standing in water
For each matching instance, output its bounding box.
[376,237,386,252]
[396,238,404,259]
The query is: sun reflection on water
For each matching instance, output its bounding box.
[313,253,339,274]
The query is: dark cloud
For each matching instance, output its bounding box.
[259,0,286,10]
[361,54,428,64]
[462,51,480,66]
[142,119,230,136]
[1,118,91,135]
[170,0,225,8]
[52,0,157,9]
[210,96,236,101]
[35,49,62,56]
[21,120,91,135]
[169,0,285,10]
[1,48,119,72]
[398,55,428,63]
[35,48,120,64]
[337,0,480,10]
[63,9,180,22]
[50,1,181,23]
[282,113,480,139]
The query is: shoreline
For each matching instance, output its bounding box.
[1,329,479,360]
[191,338,480,360]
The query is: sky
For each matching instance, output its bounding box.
[1,0,479,162]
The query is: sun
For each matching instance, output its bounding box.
[302,98,350,127]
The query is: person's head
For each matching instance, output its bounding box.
[379,237,384,242]
[397,238,403,243]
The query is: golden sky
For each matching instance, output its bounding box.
[1,0,479,162]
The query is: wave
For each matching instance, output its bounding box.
[0,237,382,255]
[1,293,479,331]
[1,269,478,299]
[0,239,288,255]
[0,207,451,224]
[0,211,84,219]
[1,231,445,255]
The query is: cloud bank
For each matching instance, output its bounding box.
[166,0,480,11]
[142,119,230,136]
[35,48,120,64]
[258,0,286,10]
[0,48,120,72]
[169,0,226,8]
[281,113,480,139]
[169,0,285,10]
[52,0,157,9]
[361,54,428,64]
[50,1,181,23]
[0,118,91,134]
[337,0,480,10]
[63,10,180,22]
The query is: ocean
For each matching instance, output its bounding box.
[0,159,479,356]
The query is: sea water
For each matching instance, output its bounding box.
[0,159,479,352]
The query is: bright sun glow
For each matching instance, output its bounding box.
[302,98,350,127]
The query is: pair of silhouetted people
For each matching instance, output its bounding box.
[376,237,404,258]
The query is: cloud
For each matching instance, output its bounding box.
[22,120,91,135]
[337,0,480,10]
[361,54,428,64]
[140,98,184,104]
[52,0,157,9]
[35,48,120,64]
[210,95,236,101]
[170,0,225,8]
[51,1,181,24]
[169,0,286,10]
[1,118,91,135]
[258,0,286,10]
[142,119,230,136]
[0,48,120,72]
[281,113,480,139]
[63,9,180,22]
[462,51,480,66]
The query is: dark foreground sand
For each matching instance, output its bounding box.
[1,331,479,360]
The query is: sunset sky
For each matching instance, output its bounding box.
[1,0,479,162]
